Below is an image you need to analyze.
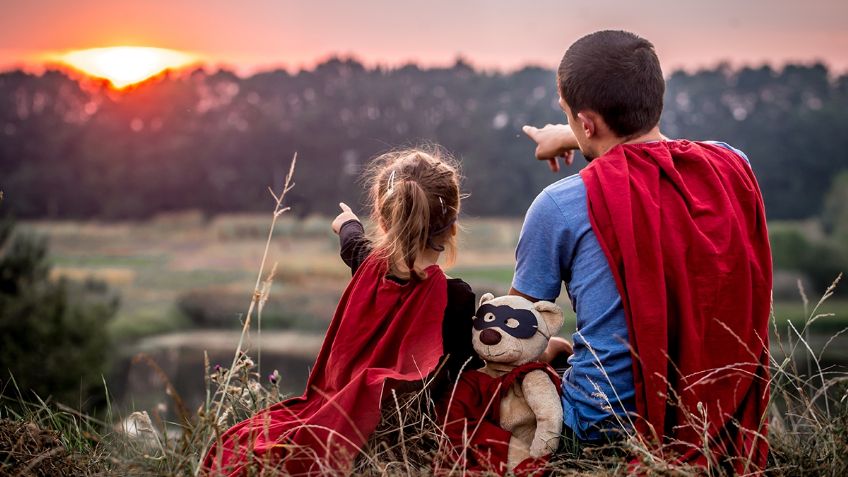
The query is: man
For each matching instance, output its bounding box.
[512,30,772,472]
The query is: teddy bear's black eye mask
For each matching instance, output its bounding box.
[473,304,539,339]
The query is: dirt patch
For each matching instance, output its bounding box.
[0,418,105,476]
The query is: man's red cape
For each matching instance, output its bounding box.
[435,362,562,476]
[202,255,448,476]
[580,141,772,472]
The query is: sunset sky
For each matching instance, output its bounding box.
[2,0,847,75]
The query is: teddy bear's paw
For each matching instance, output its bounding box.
[529,437,557,458]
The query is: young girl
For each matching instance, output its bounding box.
[203,148,478,476]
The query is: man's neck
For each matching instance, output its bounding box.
[596,126,666,157]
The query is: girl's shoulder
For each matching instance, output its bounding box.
[445,275,471,289]
[445,277,475,306]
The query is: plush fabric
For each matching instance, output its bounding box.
[202,254,448,476]
[580,140,772,472]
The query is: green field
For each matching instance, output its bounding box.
[20,215,524,340]
[20,214,848,343]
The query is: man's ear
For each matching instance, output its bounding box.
[478,293,495,308]
[576,112,596,139]
[533,301,564,337]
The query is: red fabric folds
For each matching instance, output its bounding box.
[202,255,448,476]
[580,140,772,472]
[436,362,562,475]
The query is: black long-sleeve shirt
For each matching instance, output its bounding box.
[338,220,482,382]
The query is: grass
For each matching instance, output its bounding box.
[450,265,515,285]
[766,277,848,476]
[4,173,848,475]
[108,306,190,339]
[1,289,845,472]
[0,390,110,475]
[2,290,846,476]
[772,299,848,334]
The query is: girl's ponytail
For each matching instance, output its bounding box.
[385,178,431,279]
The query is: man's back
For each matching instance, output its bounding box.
[512,140,753,441]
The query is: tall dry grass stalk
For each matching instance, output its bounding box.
[193,154,297,474]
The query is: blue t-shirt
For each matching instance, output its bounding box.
[511,141,749,441]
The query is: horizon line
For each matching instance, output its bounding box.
[2,53,844,81]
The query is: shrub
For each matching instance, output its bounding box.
[0,217,118,407]
[822,171,848,244]
[770,227,848,296]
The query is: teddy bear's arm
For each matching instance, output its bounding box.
[521,370,564,457]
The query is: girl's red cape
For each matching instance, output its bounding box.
[202,255,448,476]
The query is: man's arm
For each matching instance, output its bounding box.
[511,190,576,361]
[511,191,570,302]
[522,124,580,173]
[508,287,540,302]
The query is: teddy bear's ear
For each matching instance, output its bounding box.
[533,301,564,337]
[478,293,495,308]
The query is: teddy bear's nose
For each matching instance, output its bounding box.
[479,329,502,345]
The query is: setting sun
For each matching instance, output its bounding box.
[57,46,196,88]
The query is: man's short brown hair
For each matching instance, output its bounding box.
[558,30,665,137]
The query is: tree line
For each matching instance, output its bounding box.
[1,58,846,220]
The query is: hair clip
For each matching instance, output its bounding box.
[439,197,447,215]
[386,170,396,196]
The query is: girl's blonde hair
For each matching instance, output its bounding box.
[365,146,462,281]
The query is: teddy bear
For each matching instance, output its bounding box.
[436,293,565,475]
